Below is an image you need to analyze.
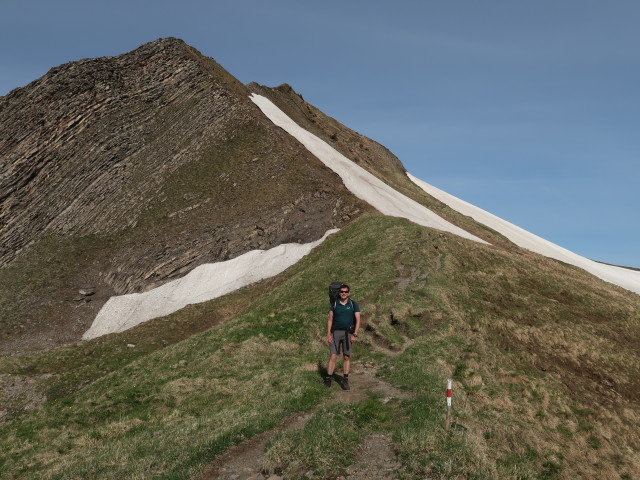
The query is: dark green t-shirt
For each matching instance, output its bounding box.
[330,299,360,330]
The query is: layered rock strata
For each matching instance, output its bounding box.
[0,38,367,352]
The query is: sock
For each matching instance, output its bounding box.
[343,374,349,379]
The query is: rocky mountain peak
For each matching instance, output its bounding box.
[0,39,366,352]
[1,38,244,264]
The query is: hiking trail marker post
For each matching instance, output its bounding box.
[445,378,452,431]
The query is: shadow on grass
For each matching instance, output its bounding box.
[316,362,350,390]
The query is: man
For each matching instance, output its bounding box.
[325,283,361,390]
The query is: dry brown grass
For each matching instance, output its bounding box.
[361,216,640,478]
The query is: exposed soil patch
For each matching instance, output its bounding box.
[341,432,401,480]
[393,253,424,291]
[0,373,52,423]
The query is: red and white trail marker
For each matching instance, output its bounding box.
[445,378,453,431]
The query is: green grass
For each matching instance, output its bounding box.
[2,215,640,479]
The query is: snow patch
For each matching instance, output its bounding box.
[408,173,640,295]
[83,230,338,339]
[250,94,486,244]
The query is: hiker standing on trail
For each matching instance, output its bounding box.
[325,283,361,391]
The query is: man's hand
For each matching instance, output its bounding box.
[350,334,357,342]
[327,334,333,343]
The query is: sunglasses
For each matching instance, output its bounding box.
[339,290,349,293]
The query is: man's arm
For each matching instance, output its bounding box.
[351,311,361,341]
[327,310,334,343]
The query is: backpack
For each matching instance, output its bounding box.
[328,281,344,306]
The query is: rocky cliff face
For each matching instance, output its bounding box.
[2,39,225,263]
[0,38,370,353]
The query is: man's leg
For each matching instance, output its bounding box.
[342,354,351,390]
[327,353,338,376]
[325,353,338,386]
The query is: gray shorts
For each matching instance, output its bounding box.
[329,329,352,356]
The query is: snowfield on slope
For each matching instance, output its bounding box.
[408,174,640,294]
[83,230,338,340]
[252,93,639,295]
[250,94,486,245]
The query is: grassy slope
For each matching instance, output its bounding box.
[1,215,639,479]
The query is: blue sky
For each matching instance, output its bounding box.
[2,1,638,267]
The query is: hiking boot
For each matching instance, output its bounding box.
[324,376,332,387]
[341,378,350,391]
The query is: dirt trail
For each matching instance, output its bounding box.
[199,360,410,480]
[341,432,402,480]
